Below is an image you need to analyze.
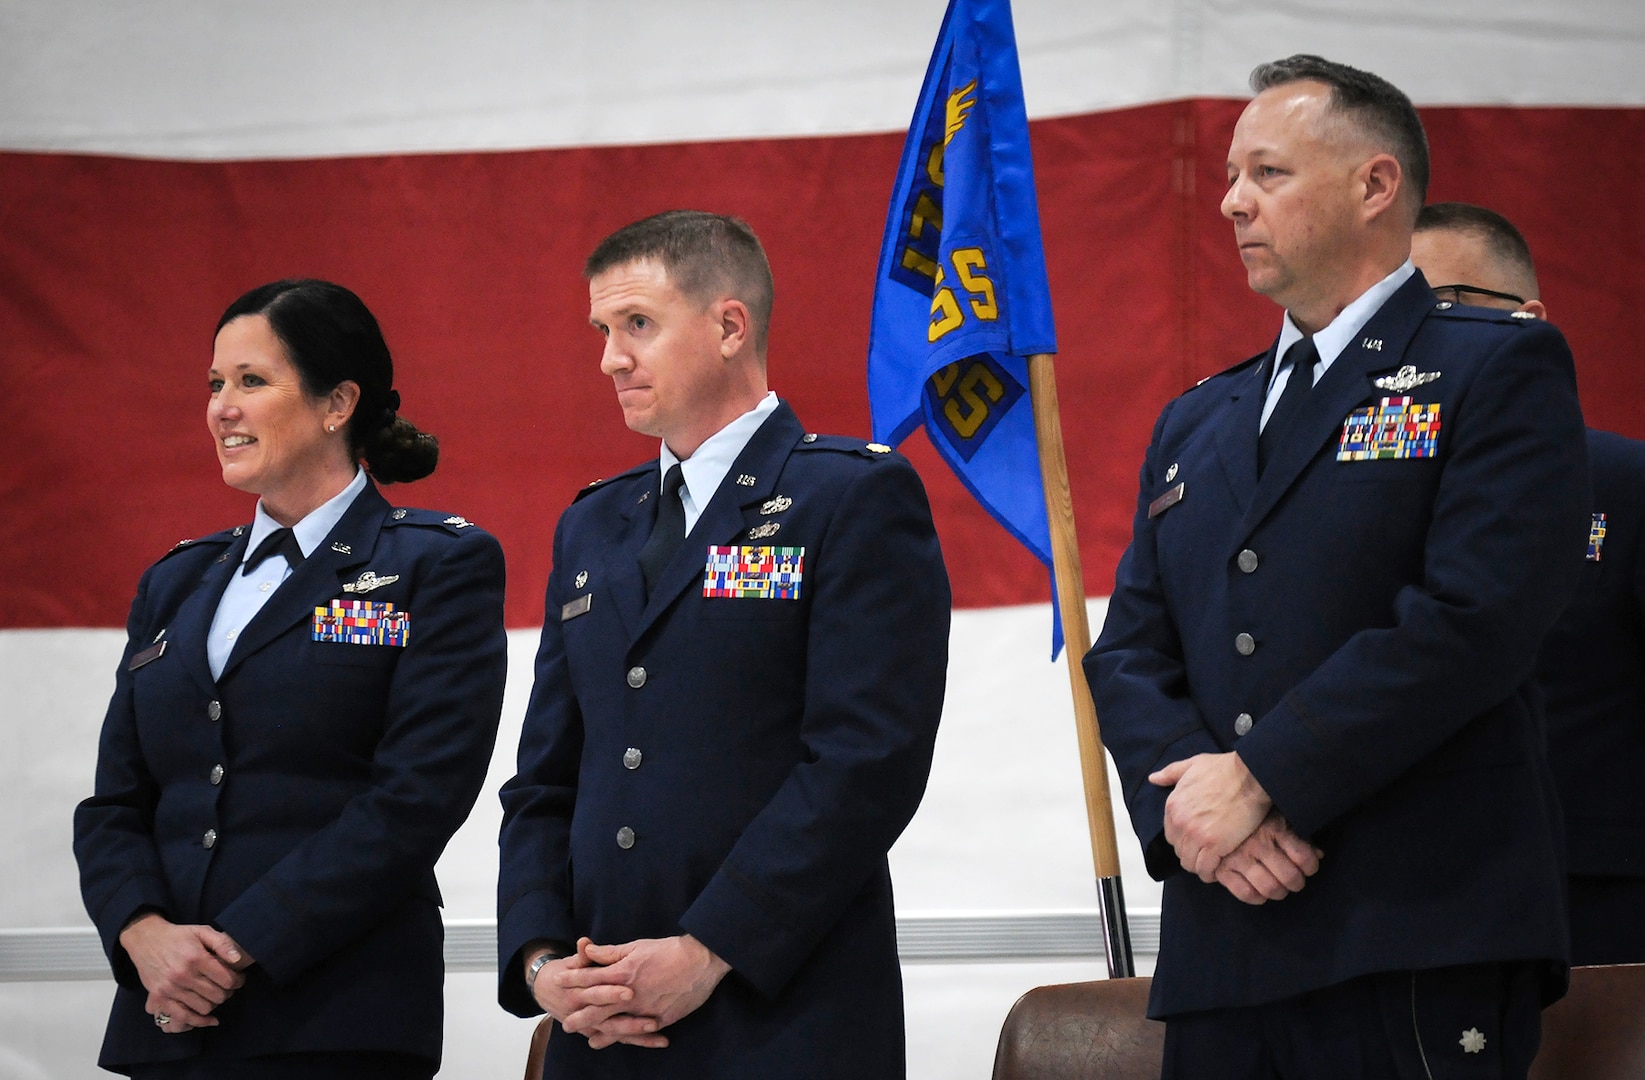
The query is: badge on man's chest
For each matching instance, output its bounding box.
[703,545,805,600]
[1338,396,1441,461]
[1587,513,1607,562]
[313,599,409,646]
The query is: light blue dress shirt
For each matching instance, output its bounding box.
[1260,261,1416,432]
[658,391,780,535]
[206,468,368,679]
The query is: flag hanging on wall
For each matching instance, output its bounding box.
[866,0,1062,655]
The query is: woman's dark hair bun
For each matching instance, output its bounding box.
[362,415,439,484]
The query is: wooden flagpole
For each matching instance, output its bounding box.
[1026,351,1135,978]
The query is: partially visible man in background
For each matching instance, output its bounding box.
[1414,202,1645,965]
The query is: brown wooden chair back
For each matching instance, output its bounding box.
[1530,963,1645,1080]
[522,1016,553,1080]
[992,977,1162,1080]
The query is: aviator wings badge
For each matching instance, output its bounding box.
[342,571,400,595]
[1373,365,1440,392]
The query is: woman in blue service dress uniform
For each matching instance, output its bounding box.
[73,279,509,1079]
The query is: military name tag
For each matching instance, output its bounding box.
[127,639,168,671]
[703,546,805,600]
[313,600,409,646]
[1588,513,1608,562]
[1147,482,1185,519]
[1338,396,1441,461]
[561,594,593,621]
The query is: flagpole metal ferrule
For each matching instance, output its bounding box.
[1097,874,1136,978]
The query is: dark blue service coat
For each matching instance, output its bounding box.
[1087,273,1590,1018]
[497,402,950,1078]
[1539,429,1645,880]
[74,482,507,1073]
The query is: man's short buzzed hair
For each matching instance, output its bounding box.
[1415,202,1539,295]
[1251,54,1430,216]
[585,210,775,354]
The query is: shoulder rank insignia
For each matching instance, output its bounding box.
[443,516,474,529]
[1373,365,1440,392]
[760,496,792,515]
[343,570,400,595]
[866,443,891,454]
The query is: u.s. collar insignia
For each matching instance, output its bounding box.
[760,496,792,515]
[330,542,352,554]
[1373,365,1440,392]
[1165,462,1179,482]
[343,570,400,595]
[574,570,589,588]
[748,522,781,540]
[1362,337,1383,351]
[443,516,475,529]
[735,473,757,487]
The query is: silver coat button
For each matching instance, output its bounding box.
[209,764,224,785]
[616,826,635,849]
[1237,549,1259,574]
[623,748,642,770]
[1235,633,1256,656]
[202,829,218,849]
[1234,713,1254,736]
[626,666,647,689]
[207,700,222,721]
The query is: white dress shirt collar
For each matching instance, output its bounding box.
[659,392,780,534]
[242,466,369,563]
[1271,260,1416,386]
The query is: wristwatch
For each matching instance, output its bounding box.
[526,950,559,989]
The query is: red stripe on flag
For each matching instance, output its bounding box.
[3,103,1642,628]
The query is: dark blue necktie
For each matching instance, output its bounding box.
[637,464,687,597]
[1258,336,1320,476]
[242,527,305,576]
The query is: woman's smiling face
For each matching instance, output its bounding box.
[208,314,343,515]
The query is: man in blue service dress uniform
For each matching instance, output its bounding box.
[496,211,950,1078]
[1086,58,1590,1078]
[1413,201,1645,966]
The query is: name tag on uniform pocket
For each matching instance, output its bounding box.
[703,546,805,600]
[1148,482,1185,519]
[313,600,409,646]
[128,640,167,671]
[1338,397,1441,461]
[561,594,592,621]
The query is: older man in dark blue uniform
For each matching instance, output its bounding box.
[496,211,950,1077]
[1087,58,1589,1078]
[1414,201,1645,966]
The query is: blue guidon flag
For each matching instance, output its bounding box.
[867,0,1062,655]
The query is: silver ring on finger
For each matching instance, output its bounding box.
[154,1011,172,1029]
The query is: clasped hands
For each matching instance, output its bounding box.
[1150,752,1323,905]
[118,912,253,1032]
[529,934,730,1050]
